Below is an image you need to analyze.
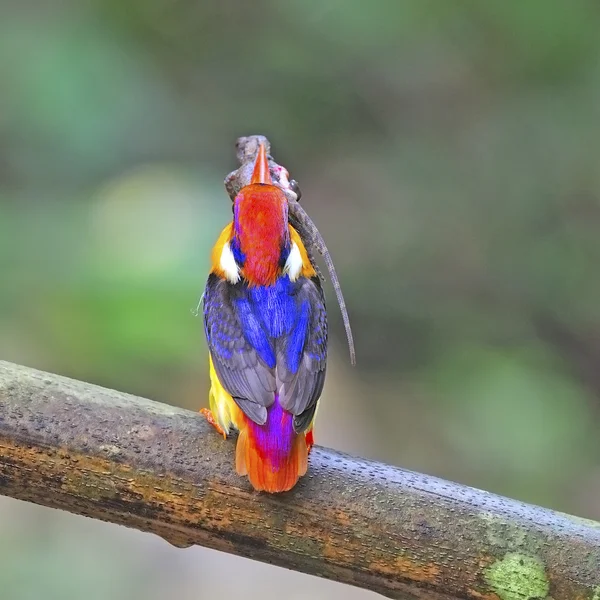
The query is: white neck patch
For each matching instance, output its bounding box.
[220,241,241,284]
[284,242,303,282]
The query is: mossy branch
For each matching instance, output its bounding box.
[0,360,598,599]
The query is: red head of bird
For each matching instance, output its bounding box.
[229,143,290,287]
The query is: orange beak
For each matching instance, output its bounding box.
[250,142,272,185]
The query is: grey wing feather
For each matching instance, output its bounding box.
[203,274,276,424]
[276,276,328,432]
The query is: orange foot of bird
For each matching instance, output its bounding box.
[305,431,314,454]
[200,408,226,439]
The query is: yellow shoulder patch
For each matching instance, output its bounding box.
[210,223,234,279]
[289,225,317,278]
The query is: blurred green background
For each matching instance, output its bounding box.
[2,1,600,598]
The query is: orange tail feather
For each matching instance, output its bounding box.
[236,425,308,493]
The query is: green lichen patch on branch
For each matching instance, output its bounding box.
[480,512,529,551]
[484,553,549,600]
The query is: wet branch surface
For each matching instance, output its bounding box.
[0,360,598,600]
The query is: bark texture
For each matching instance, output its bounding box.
[0,360,598,600]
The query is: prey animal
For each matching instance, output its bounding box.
[201,138,353,492]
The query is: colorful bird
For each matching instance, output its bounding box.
[201,143,327,493]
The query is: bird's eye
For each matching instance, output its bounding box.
[289,179,302,201]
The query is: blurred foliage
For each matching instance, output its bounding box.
[1,1,600,599]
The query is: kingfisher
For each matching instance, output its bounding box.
[201,143,327,493]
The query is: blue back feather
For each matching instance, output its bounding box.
[234,275,309,373]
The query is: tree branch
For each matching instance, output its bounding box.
[0,360,598,600]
